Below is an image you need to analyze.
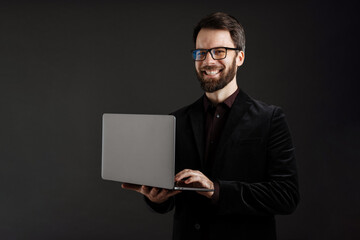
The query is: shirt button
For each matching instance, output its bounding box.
[194,223,200,230]
[216,114,220,118]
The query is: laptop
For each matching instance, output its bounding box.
[101,113,213,192]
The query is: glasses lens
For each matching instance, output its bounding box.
[193,49,207,60]
[211,48,226,60]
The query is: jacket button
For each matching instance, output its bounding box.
[194,223,200,230]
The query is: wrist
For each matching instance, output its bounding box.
[210,181,219,203]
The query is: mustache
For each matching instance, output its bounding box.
[200,65,224,71]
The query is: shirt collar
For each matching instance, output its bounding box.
[203,87,240,111]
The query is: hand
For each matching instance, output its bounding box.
[121,183,181,204]
[175,169,214,198]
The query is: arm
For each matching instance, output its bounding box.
[217,107,299,215]
[144,194,175,214]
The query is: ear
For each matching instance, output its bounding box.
[236,51,245,67]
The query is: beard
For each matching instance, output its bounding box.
[196,57,237,93]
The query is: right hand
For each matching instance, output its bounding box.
[122,183,181,204]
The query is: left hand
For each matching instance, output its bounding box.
[175,169,214,198]
[121,183,180,204]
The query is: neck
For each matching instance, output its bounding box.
[205,78,238,104]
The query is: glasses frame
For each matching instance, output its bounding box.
[191,47,241,61]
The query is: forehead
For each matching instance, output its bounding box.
[196,28,235,49]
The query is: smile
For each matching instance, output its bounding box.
[203,69,223,76]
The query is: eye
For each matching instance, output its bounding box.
[214,49,225,55]
[198,50,207,56]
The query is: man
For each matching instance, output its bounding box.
[122,12,299,240]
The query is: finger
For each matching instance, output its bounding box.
[122,183,142,192]
[185,175,202,185]
[149,187,160,198]
[156,189,169,199]
[140,185,151,195]
[166,190,181,198]
[157,189,181,200]
[175,169,195,182]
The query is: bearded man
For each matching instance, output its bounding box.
[123,12,299,240]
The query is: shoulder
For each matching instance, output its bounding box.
[251,97,282,116]
[244,93,290,139]
[236,89,283,119]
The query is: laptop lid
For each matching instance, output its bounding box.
[101,113,176,189]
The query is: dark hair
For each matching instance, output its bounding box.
[193,12,245,52]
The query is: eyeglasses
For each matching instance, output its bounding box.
[191,47,240,61]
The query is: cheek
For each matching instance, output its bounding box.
[195,63,201,71]
[217,60,228,70]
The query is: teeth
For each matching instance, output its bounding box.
[205,70,220,75]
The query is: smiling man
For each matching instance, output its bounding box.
[123,12,299,240]
[195,28,242,95]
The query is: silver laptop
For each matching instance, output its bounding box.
[101,113,213,192]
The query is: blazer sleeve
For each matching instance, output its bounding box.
[144,195,175,214]
[216,107,300,215]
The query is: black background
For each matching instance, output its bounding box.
[1,1,359,239]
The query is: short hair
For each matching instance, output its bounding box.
[193,12,245,52]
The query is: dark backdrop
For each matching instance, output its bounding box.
[1,1,359,239]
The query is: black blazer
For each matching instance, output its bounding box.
[146,89,299,240]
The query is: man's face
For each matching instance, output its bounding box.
[195,28,244,93]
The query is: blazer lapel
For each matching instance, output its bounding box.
[188,97,205,169]
[212,89,252,173]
